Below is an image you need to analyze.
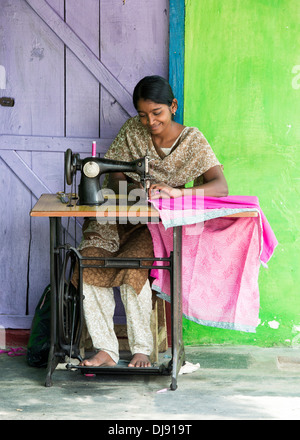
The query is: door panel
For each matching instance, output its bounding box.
[0,0,169,328]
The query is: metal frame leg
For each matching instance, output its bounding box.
[170,226,185,390]
[45,217,61,387]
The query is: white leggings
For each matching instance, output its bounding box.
[82,280,153,363]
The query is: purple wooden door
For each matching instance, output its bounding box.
[0,0,169,329]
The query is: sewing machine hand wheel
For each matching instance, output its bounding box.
[58,248,83,360]
[65,149,77,186]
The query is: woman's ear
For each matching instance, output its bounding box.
[170,99,178,115]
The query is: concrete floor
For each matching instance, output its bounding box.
[1,345,300,421]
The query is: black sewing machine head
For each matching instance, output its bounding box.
[64,149,151,205]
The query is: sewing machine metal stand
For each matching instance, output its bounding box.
[31,194,184,390]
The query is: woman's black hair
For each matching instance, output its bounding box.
[133,75,175,109]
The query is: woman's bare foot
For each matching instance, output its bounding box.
[128,353,151,368]
[79,350,116,367]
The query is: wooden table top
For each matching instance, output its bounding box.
[30,193,258,220]
[30,193,159,219]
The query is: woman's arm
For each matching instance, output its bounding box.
[108,171,127,193]
[149,165,228,199]
[196,165,228,197]
[108,172,141,194]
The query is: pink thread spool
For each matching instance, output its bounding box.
[92,141,96,157]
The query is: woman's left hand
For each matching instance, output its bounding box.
[148,182,182,199]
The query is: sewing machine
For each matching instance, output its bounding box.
[64,148,151,205]
[31,146,184,390]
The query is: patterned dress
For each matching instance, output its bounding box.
[76,116,221,294]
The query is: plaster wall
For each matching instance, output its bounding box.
[183,0,300,346]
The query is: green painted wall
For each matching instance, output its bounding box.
[183,0,300,346]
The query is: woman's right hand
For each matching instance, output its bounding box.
[148,182,182,200]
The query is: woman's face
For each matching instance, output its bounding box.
[137,98,177,135]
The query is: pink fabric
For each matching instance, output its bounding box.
[147,196,278,332]
[0,347,26,356]
[151,195,278,264]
